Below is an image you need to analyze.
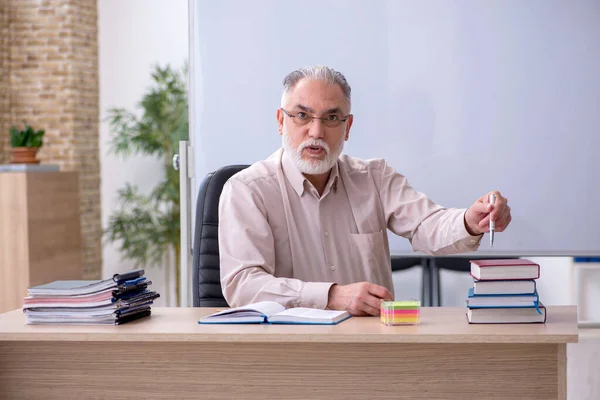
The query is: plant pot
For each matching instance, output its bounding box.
[9,147,40,164]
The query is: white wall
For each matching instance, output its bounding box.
[98,0,189,306]
[568,330,600,400]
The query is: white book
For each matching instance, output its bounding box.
[473,280,536,295]
[470,259,540,281]
[198,301,351,325]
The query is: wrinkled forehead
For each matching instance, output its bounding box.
[283,78,349,113]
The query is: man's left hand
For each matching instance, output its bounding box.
[464,191,511,236]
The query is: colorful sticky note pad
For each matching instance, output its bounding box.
[380,300,421,326]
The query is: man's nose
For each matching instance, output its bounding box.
[307,118,325,139]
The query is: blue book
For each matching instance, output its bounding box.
[467,302,546,324]
[466,288,539,308]
[198,301,351,325]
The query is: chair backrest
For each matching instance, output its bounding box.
[192,164,249,307]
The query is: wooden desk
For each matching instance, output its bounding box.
[0,306,578,400]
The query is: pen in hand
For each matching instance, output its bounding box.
[489,193,496,247]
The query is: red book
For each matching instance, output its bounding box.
[470,259,540,281]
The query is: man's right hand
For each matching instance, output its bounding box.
[326,282,394,316]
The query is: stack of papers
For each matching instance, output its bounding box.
[22,269,159,325]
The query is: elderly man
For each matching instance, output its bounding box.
[218,66,511,316]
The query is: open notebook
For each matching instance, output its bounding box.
[198,301,351,325]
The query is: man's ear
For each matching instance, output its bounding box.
[344,114,354,141]
[276,108,284,136]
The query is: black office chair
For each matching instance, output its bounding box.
[430,256,517,305]
[390,256,430,306]
[192,164,249,307]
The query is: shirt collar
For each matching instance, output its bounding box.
[282,149,339,197]
[282,149,306,196]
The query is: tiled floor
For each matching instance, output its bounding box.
[568,329,600,400]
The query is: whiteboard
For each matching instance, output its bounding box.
[189,0,600,256]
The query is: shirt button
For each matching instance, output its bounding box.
[324,231,329,237]
[330,265,336,271]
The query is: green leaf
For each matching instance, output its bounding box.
[29,129,44,147]
[9,126,22,147]
[9,124,44,147]
[103,184,171,267]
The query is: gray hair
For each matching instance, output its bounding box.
[281,65,352,110]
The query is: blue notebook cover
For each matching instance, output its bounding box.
[466,288,541,314]
[467,287,539,299]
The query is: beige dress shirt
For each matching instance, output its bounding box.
[218,148,482,309]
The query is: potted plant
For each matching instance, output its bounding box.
[104,63,188,306]
[9,123,45,164]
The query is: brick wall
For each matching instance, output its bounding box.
[0,0,101,279]
[0,1,8,163]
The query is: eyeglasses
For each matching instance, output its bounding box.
[281,108,351,128]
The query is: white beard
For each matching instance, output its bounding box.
[282,128,345,175]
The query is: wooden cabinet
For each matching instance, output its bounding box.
[0,171,83,313]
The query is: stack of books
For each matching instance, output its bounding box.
[22,269,160,325]
[466,259,546,324]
